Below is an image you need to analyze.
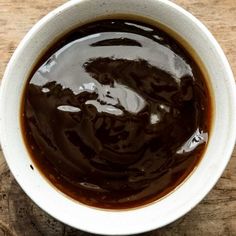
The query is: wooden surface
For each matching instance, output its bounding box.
[0,0,236,235]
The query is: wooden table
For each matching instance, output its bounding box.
[0,0,235,235]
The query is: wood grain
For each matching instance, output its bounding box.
[0,0,236,235]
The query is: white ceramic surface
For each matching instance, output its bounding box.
[1,0,236,235]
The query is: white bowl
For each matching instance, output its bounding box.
[0,0,236,235]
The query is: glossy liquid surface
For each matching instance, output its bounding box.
[22,19,211,209]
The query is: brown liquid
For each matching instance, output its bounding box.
[21,19,211,209]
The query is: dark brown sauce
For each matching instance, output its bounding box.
[21,19,211,209]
